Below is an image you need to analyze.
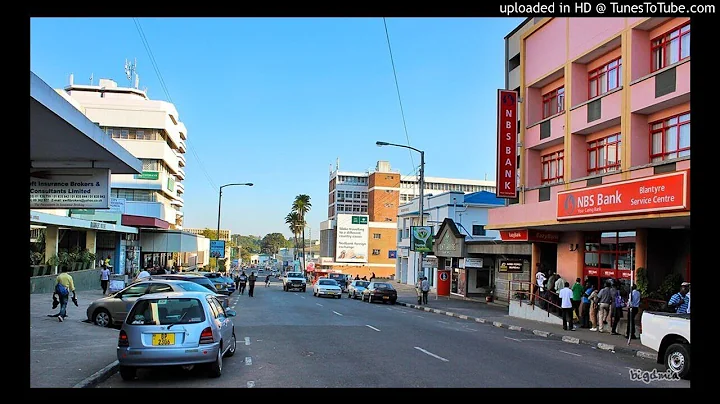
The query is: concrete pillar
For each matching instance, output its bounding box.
[86,230,97,268]
[45,225,59,275]
[634,228,647,271]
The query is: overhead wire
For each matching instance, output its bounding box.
[132,18,218,192]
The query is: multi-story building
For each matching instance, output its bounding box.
[62,74,209,271]
[185,228,231,242]
[488,17,691,294]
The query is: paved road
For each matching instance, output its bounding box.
[98,280,688,388]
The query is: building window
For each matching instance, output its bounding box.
[650,112,690,162]
[373,233,381,239]
[584,231,636,291]
[588,134,621,175]
[542,86,565,119]
[652,23,690,71]
[472,225,486,236]
[541,150,564,185]
[588,58,622,99]
[372,249,380,255]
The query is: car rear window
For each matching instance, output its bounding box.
[127,298,206,325]
[375,283,393,290]
[355,281,370,287]
[176,282,211,293]
[287,273,303,278]
[319,280,337,286]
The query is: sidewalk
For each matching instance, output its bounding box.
[391,282,657,361]
[30,289,119,388]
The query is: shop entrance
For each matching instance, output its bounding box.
[584,231,636,291]
[538,243,557,273]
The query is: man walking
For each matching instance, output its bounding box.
[571,277,583,323]
[626,284,641,339]
[559,281,575,331]
[421,277,430,305]
[596,281,615,333]
[238,271,248,295]
[49,268,76,322]
[248,272,257,297]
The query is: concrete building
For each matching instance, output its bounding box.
[60,74,209,271]
[184,228,231,242]
[488,17,691,294]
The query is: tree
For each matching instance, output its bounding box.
[261,233,287,255]
[292,194,312,270]
[285,212,303,260]
[236,235,261,254]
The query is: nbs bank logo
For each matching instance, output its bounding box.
[564,194,576,215]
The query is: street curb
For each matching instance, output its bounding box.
[397,300,656,361]
[72,360,119,388]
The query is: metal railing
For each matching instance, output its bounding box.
[502,279,562,318]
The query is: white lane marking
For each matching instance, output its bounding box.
[414,347,449,362]
[247,381,255,388]
[415,315,425,319]
[300,296,306,299]
[559,350,582,357]
[504,336,522,342]
[332,311,343,316]
[244,356,252,365]
[386,308,394,311]
[294,293,298,296]
[366,325,381,332]
[316,303,323,307]
[437,320,448,324]
[244,337,251,346]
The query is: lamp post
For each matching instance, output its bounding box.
[217,183,253,270]
[376,141,425,285]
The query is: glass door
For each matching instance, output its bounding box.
[451,268,459,294]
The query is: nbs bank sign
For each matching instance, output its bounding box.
[30,168,111,209]
[335,214,369,263]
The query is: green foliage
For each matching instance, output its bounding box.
[636,267,649,297]
[262,233,287,255]
[647,273,684,302]
[45,247,95,270]
[236,235,261,253]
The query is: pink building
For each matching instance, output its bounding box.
[490,17,690,292]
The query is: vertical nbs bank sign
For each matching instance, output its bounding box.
[30,168,112,209]
[496,89,518,199]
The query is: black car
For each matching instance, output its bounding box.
[328,273,349,292]
[147,274,230,307]
[361,282,397,304]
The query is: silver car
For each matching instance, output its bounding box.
[117,291,237,380]
[348,280,370,299]
[86,280,228,327]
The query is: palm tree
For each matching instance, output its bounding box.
[292,194,312,270]
[284,212,302,260]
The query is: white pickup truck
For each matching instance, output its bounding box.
[640,311,691,379]
[282,272,307,292]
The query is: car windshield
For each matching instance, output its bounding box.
[127,298,206,325]
[319,280,337,286]
[176,282,212,293]
[374,283,393,290]
[329,274,344,280]
[287,273,303,278]
[355,281,370,287]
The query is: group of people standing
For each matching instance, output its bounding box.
[233,271,257,297]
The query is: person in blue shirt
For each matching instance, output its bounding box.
[668,283,689,314]
[581,283,594,329]
[625,284,641,339]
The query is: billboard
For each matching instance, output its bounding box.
[496,89,519,199]
[410,226,434,252]
[335,214,368,263]
[30,168,111,209]
[210,240,226,259]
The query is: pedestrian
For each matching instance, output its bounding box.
[248,272,257,297]
[416,278,423,305]
[626,284,641,339]
[238,271,248,295]
[265,274,271,287]
[589,287,599,331]
[611,286,625,335]
[559,281,575,331]
[370,272,376,282]
[100,265,111,295]
[596,281,614,333]
[48,267,76,322]
[686,285,690,314]
[421,277,430,305]
[534,267,546,304]
[580,283,593,329]
[668,282,690,314]
[553,273,566,313]
[571,277,583,322]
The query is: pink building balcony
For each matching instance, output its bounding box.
[525,112,565,150]
[630,60,690,114]
[569,88,622,135]
[487,183,566,228]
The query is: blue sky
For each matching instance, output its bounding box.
[31,17,524,239]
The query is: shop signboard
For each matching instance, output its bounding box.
[586,268,599,276]
[437,269,451,296]
[499,229,560,243]
[135,171,159,180]
[464,258,484,268]
[410,226,434,252]
[388,250,397,259]
[210,240,226,259]
[422,256,438,268]
[496,89,518,199]
[499,259,524,273]
[335,214,369,263]
[30,168,111,209]
[557,171,689,220]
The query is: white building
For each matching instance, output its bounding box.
[61,74,208,271]
[396,191,505,289]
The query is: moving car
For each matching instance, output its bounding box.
[148,274,230,308]
[313,278,342,298]
[283,271,307,292]
[328,273,349,292]
[361,282,397,304]
[117,291,237,381]
[86,279,229,327]
[348,280,370,299]
[640,311,691,379]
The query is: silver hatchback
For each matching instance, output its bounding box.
[117,291,237,380]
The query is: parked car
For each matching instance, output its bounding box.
[348,280,370,299]
[117,291,237,381]
[361,282,397,304]
[202,272,236,294]
[86,279,229,327]
[640,311,691,379]
[313,278,342,299]
[148,274,230,308]
[328,273,349,292]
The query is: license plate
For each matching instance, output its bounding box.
[152,333,175,346]
[383,296,389,299]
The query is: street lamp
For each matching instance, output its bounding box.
[217,183,253,270]
[376,141,425,285]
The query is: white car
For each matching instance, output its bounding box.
[641,311,691,379]
[348,280,370,299]
[313,278,342,299]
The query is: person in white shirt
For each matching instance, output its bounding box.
[558,281,575,331]
[100,266,111,295]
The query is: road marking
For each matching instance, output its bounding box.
[244,337,251,346]
[332,311,343,316]
[294,293,298,296]
[415,315,425,319]
[504,336,521,342]
[316,303,323,307]
[245,356,252,365]
[386,308,394,311]
[300,296,305,299]
[414,347,449,362]
[247,381,255,388]
[366,325,381,332]
[437,320,448,324]
[559,350,582,357]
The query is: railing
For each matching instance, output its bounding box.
[503,279,562,318]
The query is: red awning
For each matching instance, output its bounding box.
[121,214,170,229]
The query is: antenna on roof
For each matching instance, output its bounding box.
[124,58,138,87]
[89,73,94,86]
[485,173,487,181]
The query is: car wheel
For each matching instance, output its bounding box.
[337,294,341,299]
[390,300,396,305]
[302,287,306,292]
[93,309,112,327]
[119,366,137,381]
[665,343,690,379]
[208,344,223,378]
[225,333,236,358]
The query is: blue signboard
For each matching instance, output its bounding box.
[210,240,226,259]
[388,250,397,259]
